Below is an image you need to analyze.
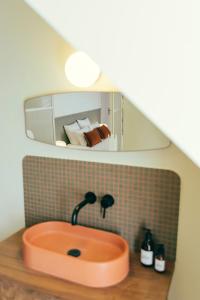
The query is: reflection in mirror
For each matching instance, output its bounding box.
[24,92,170,151]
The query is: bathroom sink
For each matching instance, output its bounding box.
[22,221,129,287]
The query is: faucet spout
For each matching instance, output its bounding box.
[71,192,96,225]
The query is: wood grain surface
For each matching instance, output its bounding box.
[0,230,174,300]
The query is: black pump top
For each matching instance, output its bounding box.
[156,244,165,256]
[144,228,152,240]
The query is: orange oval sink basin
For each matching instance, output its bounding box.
[22,221,129,287]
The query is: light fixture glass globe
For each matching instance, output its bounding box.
[65,51,100,88]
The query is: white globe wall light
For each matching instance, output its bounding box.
[65,51,101,87]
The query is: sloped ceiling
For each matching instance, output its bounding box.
[25,0,200,167]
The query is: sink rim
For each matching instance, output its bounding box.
[23,221,129,265]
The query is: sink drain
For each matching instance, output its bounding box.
[67,249,81,257]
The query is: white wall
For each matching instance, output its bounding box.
[1,1,200,300]
[53,92,101,118]
[25,0,200,168]
[0,0,114,240]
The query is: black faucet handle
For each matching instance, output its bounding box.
[101,194,115,218]
[85,192,97,204]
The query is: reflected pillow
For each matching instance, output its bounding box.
[64,126,91,146]
[97,124,111,139]
[63,122,80,145]
[75,127,91,146]
[91,121,100,129]
[64,121,80,131]
[64,130,79,145]
[84,128,101,147]
[77,117,91,129]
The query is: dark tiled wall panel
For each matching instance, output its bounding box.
[23,156,180,260]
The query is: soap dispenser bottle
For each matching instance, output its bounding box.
[140,228,154,267]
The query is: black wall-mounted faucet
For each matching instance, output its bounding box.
[71,192,97,225]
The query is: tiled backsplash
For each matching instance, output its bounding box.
[23,156,180,260]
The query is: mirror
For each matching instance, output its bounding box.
[24,92,170,151]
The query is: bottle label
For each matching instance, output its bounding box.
[155,258,166,272]
[141,249,153,266]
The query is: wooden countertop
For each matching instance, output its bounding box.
[0,230,174,300]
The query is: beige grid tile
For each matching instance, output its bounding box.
[23,156,180,260]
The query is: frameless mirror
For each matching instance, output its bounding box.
[24,92,170,151]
